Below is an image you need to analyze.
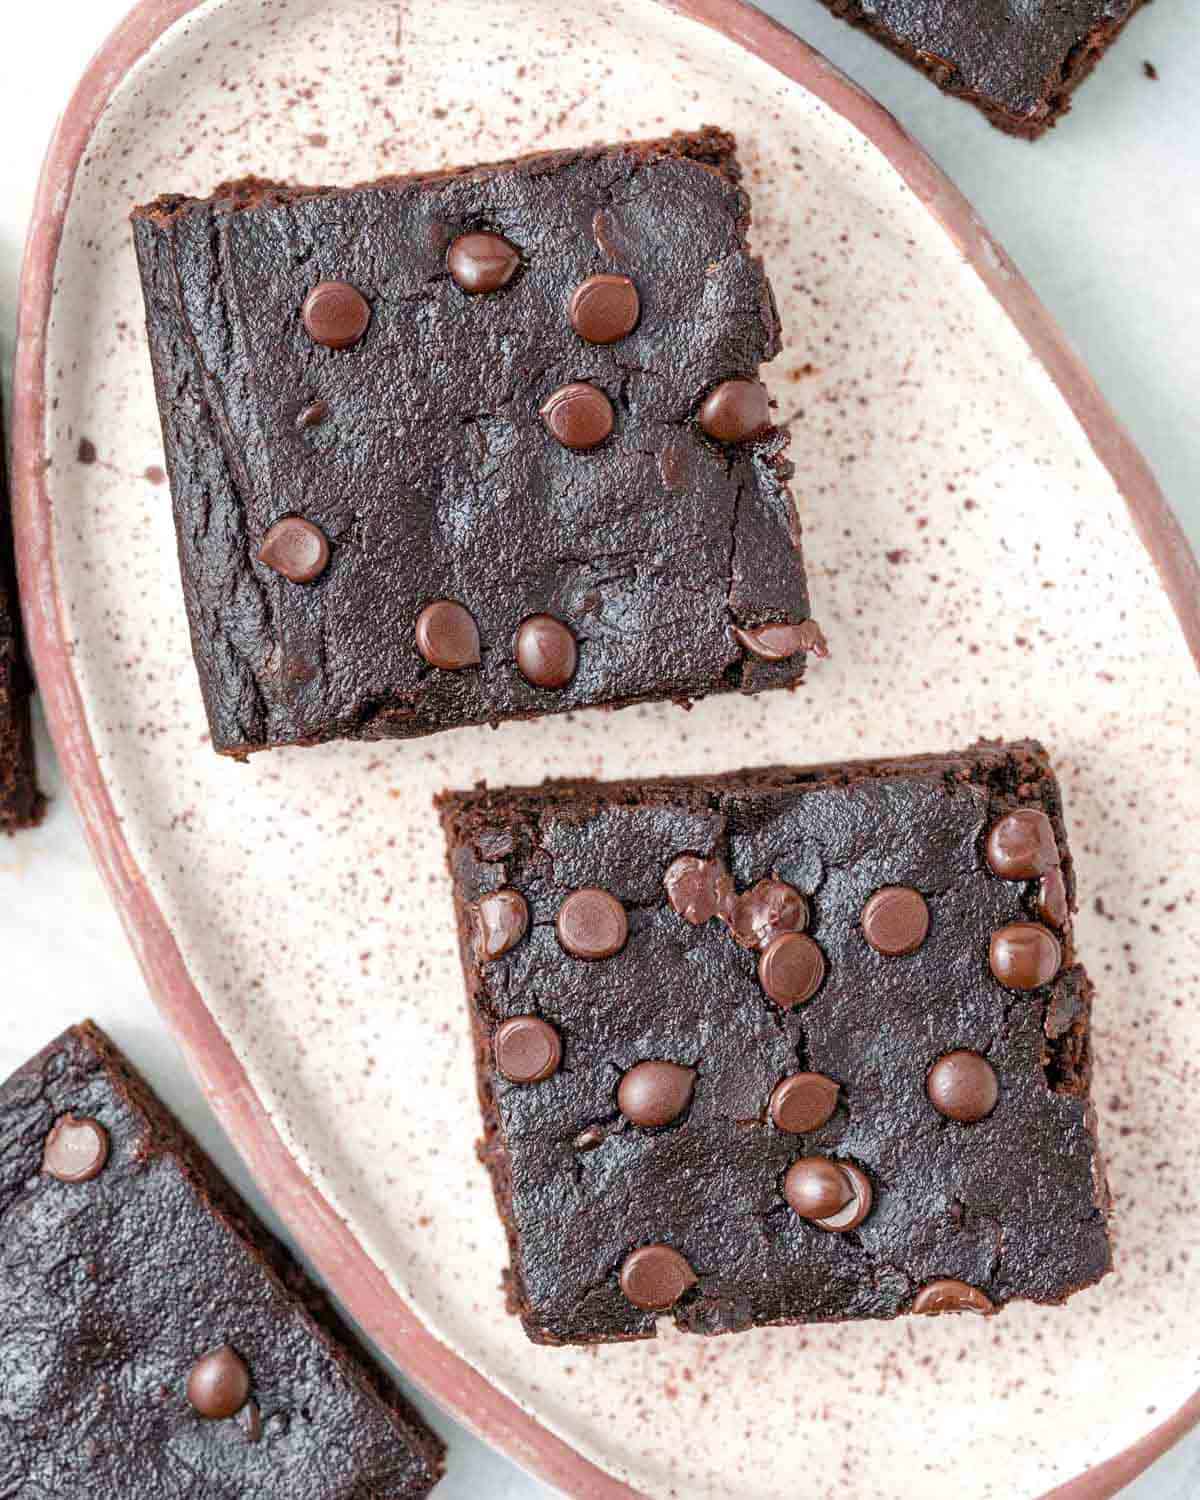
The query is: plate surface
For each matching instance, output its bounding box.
[14,0,1200,1496]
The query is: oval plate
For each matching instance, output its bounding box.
[14,0,1200,1495]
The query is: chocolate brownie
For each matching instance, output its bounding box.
[816,0,1148,138]
[0,392,41,829]
[130,129,820,757]
[0,1022,444,1496]
[438,742,1111,1345]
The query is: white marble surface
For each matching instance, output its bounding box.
[1,2,1196,1496]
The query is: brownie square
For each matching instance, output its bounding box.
[0,1022,444,1497]
[131,129,819,757]
[438,742,1111,1345]
[816,0,1148,138]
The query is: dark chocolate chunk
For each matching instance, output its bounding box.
[258,517,330,584]
[989,922,1062,989]
[911,1279,995,1316]
[926,1050,998,1123]
[568,274,639,344]
[697,379,770,442]
[539,382,614,450]
[187,1346,251,1420]
[986,809,1059,879]
[415,599,481,670]
[42,1114,109,1183]
[861,886,929,956]
[769,1073,839,1134]
[758,932,825,1007]
[301,281,370,349]
[475,889,529,960]
[446,231,520,293]
[618,1061,696,1127]
[556,887,628,959]
[494,1016,562,1084]
[619,1245,697,1311]
[514,615,577,688]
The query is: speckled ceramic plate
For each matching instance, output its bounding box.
[14,1,1200,1496]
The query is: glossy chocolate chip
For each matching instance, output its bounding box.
[42,1115,109,1183]
[985,809,1059,879]
[258,517,330,584]
[769,1073,839,1134]
[861,886,930,956]
[619,1245,697,1311]
[515,614,578,688]
[556,887,628,959]
[663,854,733,925]
[301,281,370,349]
[540,382,614,450]
[475,889,529,960]
[494,1016,562,1083]
[926,1050,999,1123]
[783,1156,854,1219]
[989,922,1062,989]
[758,932,825,1008]
[618,1061,696,1127]
[568,274,640,344]
[1039,868,1069,929]
[415,600,480,669]
[187,1346,251,1420]
[697,379,770,442]
[911,1279,995,1316]
[446,231,520,293]
[728,878,808,951]
[733,621,828,661]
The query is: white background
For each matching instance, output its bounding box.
[1,1,1197,1496]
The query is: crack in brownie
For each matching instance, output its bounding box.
[815,0,1149,138]
[131,129,820,756]
[0,1023,444,1496]
[438,742,1111,1345]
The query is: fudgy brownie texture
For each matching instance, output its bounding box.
[438,742,1111,1345]
[0,1022,444,1497]
[815,0,1148,138]
[0,394,42,830]
[131,129,819,757]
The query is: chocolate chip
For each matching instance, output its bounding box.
[296,400,329,429]
[617,1061,696,1127]
[733,621,827,661]
[415,600,480,669]
[1039,868,1069,929]
[446,231,520,293]
[697,379,771,442]
[187,1346,251,1420]
[258,517,330,583]
[926,1050,998,1123]
[556,887,628,959]
[728,878,808,951]
[663,854,733,925]
[785,1158,872,1232]
[239,1400,263,1443]
[301,281,370,349]
[769,1073,840,1134]
[911,1279,995,1316]
[861,886,930,956]
[515,614,578,688]
[568,274,640,344]
[989,922,1062,989]
[540,382,614,450]
[42,1115,109,1183]
[494,1016,562,1084]
[619,1245,697,1311]
[475,889,528,960]
[985,809,1059,879]
[758,932,825,1007]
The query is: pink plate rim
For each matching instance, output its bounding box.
[11,0,1200,1495]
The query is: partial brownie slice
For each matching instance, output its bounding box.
[131,128,819,756]
[0,391,42,829]
[816,0,1148,138]
[0,1022,444,1497]
[438,742,1111,1345]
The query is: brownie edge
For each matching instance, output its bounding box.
[0,390,42,830]
[0,1022,445,1497]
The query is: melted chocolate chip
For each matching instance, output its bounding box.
[617,1061,696,1127]
[758,932,826,1008]
[494,1016,562,1084]
[989,922,1062,989]
[42,1115,109,1183]
[663,855,734,926]
[514,615,578,688]
[301,282,370,349]
[619,1245,697,1311]
[556,888,628,959]
[415,600,481,670]
[926,1051,998,1123]
[540,382,614,450]
[728,878,808,951]
[187,1346,251,1420]
[475,889,529,960]
[911,1279,995,1316]
[446,232,520,293]
[568,274,640,344]
[861,886,930,956]
[733,621,827,661]
[985,809,1059,879]
[1039,868,1069,928]
[697,379,770,442]
[258,518,330,584]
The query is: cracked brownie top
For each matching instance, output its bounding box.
[131,128,817,755]
[438,741,1111,1345]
